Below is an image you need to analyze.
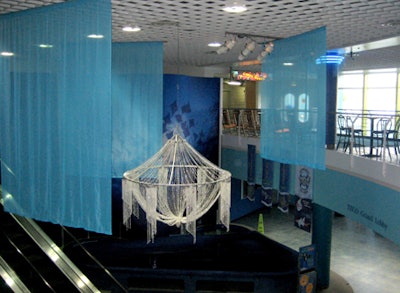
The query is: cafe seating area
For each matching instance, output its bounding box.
[222,108,400,164]
[222,109,260,137]
[335,111,400,163]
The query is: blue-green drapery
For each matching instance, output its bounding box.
[112,42,163,177]
[260,27,326,170]
[0,0,112,234]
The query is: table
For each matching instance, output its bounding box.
[363,116,380,158]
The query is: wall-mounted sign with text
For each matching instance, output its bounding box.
[232,70,268,81]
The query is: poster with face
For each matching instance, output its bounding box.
[295,166,313,199]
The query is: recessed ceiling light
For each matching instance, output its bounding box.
[1,52,14,56]
[223,1,247,13]
[38,44,53,48]
[225,80,242,86]
[87,34,104,39]
[122,26,141,32]
[208,42,222,47]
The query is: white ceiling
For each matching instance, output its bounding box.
[1,0,400,73]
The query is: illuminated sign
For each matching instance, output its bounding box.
[232,71,268,81]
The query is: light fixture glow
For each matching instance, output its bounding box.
[122,26,141,32]
[208,42,222,47]
[38,44,53,48]
[1,51,14,56]
[223,1,247,13]
[226,80,242,86]
[316,54,344,64]
[87,34,104,39]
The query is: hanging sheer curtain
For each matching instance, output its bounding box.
[0,0,112,234]
[112,42,163,177]
[260,27,326,170]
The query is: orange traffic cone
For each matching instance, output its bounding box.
[258,213,265,234]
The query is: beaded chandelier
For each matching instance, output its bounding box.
[122,134,231,243]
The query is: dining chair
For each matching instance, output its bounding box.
[239,109,257,137]
[371,117,393,159]
[388,118,400,156]
[222,109,237,134]
[336,115,350,151]
[345,116,365,155]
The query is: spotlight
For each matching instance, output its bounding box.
[257,42,274,61]
[238,41,256,61]
[216,38,236,54]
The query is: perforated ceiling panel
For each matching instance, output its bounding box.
[1,0,400,71]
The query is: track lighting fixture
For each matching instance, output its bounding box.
[216,38,237,54]
[215,32,277,59]
[238,40,256,61]
[257,42,274,61]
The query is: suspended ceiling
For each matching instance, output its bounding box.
[1,0,400,73]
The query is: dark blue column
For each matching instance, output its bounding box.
[326,63,339,149]
[247,144,256,201]
[312,203,333,289]
[312,62,338,289]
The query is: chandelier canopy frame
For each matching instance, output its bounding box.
[122,134,231,243]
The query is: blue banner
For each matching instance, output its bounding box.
[278,163,291,213]
[247,144,256,201]
[261,158,274,207]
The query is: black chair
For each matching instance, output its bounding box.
[336,115,350,151]
[371,117,393,159]
[387,118,400,157]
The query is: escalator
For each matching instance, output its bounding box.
[0,195,129,293]
[0,206,80,292]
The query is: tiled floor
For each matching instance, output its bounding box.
[233,206,400,293]
[336,144,400,165]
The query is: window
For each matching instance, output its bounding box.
[337,71,364,112]
[337,68,399,114]
[282,93,295,124]
[365,69,397,115]
[298,93,309,123]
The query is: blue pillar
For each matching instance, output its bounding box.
[326,63,339,149]
[312,62,338,289]
[312,201,333,289]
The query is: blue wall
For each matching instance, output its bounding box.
[221,146,400,246]
[163,74,220,164]
[314,168,400,246]
[222,147,296,220]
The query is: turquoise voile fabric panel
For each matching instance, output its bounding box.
[112,42,163,177]
[0,0,112,234]
[260,27,326,170]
